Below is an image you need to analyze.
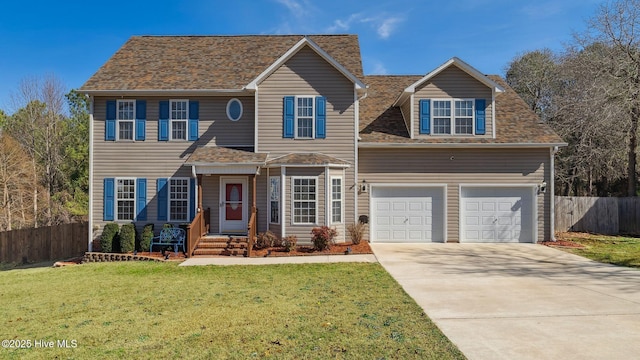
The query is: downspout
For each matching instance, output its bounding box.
[550,146,558,241]
[88,95,94,252]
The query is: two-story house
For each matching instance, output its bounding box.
[80,35,565,256]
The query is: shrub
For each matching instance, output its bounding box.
[138,224,154,252]
[100,223,120,253]
[119,223,136,253]
[282,235,298,252]
[255,231,278,249]
[347,222,365,245]
[311,226,337,251]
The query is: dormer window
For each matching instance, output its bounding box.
[432,99,474,135]
[420,98,486,136]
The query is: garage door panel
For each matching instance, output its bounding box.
[371,187,444,243]
[462,187,534,243]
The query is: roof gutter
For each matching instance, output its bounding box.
[358,142,568,149]
[79,89,252,97]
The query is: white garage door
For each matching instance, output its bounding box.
[371,186,444,242]
[461,187,535,243]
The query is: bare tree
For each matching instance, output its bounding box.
[7,75,68,226]
[577,0,640,196]
[0,134,35,230]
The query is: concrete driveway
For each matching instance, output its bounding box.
[371,243,640,360]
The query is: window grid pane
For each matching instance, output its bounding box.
[296,97,314,138]
[169,179,189,222]
[269,177,280,223]
[454,100,473,134]
[331,178,342,223]
[116,179,135,221]
[118,101,134,120]
[117,101,134,140]
[433,101,452,134]
[172,121,187,140]
[293,178,316,223]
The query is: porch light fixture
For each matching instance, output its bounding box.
[538,181,547,194]
[360,179,368,193]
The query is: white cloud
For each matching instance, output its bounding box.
[371,61,388,75]
[327,12,405,39]
[275,0,308,19]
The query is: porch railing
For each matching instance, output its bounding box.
[186,207,210,257]
[247,207,257,257]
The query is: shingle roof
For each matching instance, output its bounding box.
[359,75,565,145]
[267,153,351,166]
[81,35,364,91]
[185,146,268,165]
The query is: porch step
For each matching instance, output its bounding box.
[192,236,250,257]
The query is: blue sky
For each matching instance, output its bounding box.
[0,0,604,114]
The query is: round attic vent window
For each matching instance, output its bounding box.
[226,98,243,121]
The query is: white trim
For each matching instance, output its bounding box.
[459,184,538,243]
[169,99,189,141]
[410,94,414,139]
[330,175,344,224]
[167,177,191,223]
[114,177,137,222]
[281,167,286,238]
[393,57,504,107]
[492,90,497,139]
[115,99,136,141]
[294,95,315,139]
[254,85,259,152]
[354,86,361,222]
[369,184,447,243]
[291,176,319,225]
[226,98,243,121]
[88,96,94,251]
[245,36,365,90]
[550,147,557,241]
[219,176,249,233]
[358,142,568,149]
[325,167,330,226]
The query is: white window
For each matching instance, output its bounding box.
[170,100,188,140]
[331,177,342,223]
[117,100,135,140]
[296,96,314,139]
[269,176,280,224]
[116,178,135,221]
[169,178,189,222]
[432,99,475,135]
[292,177,317,224]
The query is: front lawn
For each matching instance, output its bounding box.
[0,262,464,359]
[554,232,640,268]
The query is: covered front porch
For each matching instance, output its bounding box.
[183,147,268,257]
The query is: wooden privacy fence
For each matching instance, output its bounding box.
[555,196,640,235]
[0,222,88,265]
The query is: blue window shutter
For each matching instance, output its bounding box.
[158,101,169,141]
[103,178,114,221]
[105,100,116,141]
[188,101,199,141]
[419,99,431,134]
[283,96,294,138]
[315,96,326,139]
[189,178,196,221]
[157,178,168,221]
[136,178,147,221]
[475,99,486,135]
[135,100,146,141]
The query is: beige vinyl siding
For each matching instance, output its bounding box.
[284,167,325,244]
[412,66,493,139]
[358,148,551,242]
[92,96,255,236]
[257,45,357,234]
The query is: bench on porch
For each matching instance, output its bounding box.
[150,227,186,255]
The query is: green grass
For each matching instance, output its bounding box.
[0,262,464,359]
[559,233,640,268]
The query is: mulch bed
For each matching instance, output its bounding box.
[541,233,586,248]
[251,241,372,257]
